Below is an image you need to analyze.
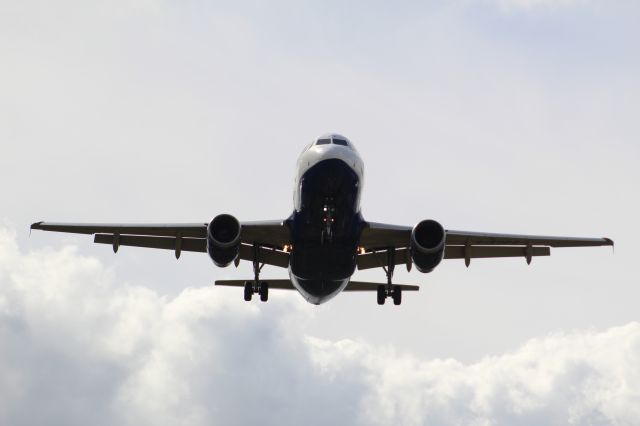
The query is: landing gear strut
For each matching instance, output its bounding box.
[377,248,402,306]
[244,244,269,302]
[321,199,336,244]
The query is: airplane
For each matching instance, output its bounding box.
[31,133,613,305]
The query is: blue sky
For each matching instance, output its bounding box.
[1,0,639,424]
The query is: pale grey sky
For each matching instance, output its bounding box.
[1,0,639,424]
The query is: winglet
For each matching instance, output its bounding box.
[30,221,43,237]
[604,237,614,253]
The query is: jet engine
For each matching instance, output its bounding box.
[207,214,241,267]
[410,219,446,273]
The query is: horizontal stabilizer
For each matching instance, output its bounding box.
[344,281,419,292]
[215,279,419,292]
[215,279,296,290]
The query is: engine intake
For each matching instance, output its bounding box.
[207,214,241,267]
[410,219,445,273]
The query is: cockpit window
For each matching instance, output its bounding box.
[333,138,348,146]
[316,138,331,145]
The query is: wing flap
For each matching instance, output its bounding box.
[238,244,290,268]
[94,234,206,253]
[356,246,551,270]
[445,230,613,248]
[445,245,550,259]
[94,235,290,268]
[357,248,410,270]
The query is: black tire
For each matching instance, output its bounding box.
[259,281,269,302]
[393,285,402,306]
[377,285,386,305]
[244,282,253,301]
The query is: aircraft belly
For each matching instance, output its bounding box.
[287,158,364,304]
[289,270,349,305]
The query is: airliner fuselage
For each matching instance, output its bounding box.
[288,134,365,304]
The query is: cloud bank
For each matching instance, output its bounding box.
[1,227,638,426]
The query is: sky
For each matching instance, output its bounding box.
[1,0,639,424]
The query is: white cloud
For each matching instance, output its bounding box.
[1,227,639,425]
[309,324,640,425]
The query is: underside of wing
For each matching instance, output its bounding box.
[30,221,207,237]
[358,222,412,251]
[31,219,292,268]
[444,230,613,248]
[357,221,613,270]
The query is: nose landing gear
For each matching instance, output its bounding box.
[320,200,336,244]
[377,248,402,306]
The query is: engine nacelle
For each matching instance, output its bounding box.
[410,219,446,273]
[207,214,241,267]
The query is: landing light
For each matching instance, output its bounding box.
[358,247,366,255]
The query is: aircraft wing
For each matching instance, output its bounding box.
[357,222,613,269]
[30,220,291,268]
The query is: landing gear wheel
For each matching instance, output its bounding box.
[377,285,386,305]
[392,286,402,306]
[243,282,253,301]
[259,281,269,302]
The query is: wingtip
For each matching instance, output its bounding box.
[604,237,614,254]
[30,221,43,230]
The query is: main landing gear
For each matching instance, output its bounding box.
[243,244,269,302]
[377,248,402,306]
[244,281,268,302]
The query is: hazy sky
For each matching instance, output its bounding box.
[1,0,639,424]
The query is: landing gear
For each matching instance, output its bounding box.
[259,281,269,302]
[244,282,253,301]
[321,199,336,244]
[377,284,402,306]
[377,285,386,305]
[243,280,269,302]
[377,248,402,306]
[392,286,402,305]
[244,244,269,302]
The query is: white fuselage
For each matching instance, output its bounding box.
[287,134,366,304]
